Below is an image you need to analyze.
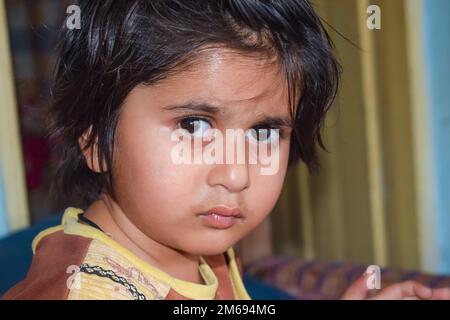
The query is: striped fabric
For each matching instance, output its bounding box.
[4,0,72,223]
[5,0,68,84]
[245,256,450,300]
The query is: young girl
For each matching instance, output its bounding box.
[3,0,448,300]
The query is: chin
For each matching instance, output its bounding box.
[181,240,237,257]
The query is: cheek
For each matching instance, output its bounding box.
[246,145,289,223]
[113,125,197,218]
[248,170,286,221]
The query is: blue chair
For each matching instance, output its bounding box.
[0,214,61,295]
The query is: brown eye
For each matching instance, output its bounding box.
[178,117,212,138]
[246,127,280,143]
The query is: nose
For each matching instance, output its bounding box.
[207,162,250,193]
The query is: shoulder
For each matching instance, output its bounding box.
[2,229,92,300]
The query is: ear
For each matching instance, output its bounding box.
[78,126,104,173]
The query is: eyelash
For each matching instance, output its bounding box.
[176,115,213,130]
[175,115,287,140]
[251,125,287,140]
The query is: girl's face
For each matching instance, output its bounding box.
[111,49,294,256]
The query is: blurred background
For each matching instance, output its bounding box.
[0,0,449,298]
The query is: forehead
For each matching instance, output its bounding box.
[134,48,292,118]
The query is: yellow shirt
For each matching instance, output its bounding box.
[3,207,251,300]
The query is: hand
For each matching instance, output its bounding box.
[341,272,450,300]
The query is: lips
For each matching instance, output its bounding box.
[198,206,243,229]
[204,207,242,218]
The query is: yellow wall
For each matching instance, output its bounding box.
[271,0,424,270]
[0,0,29,232]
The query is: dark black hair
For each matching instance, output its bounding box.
[49,0,340,206]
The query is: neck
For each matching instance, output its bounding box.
[83,194,204,285]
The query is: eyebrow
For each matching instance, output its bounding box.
[161,101,221,115]
[162,100,293,128]
[252,116,293,129]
